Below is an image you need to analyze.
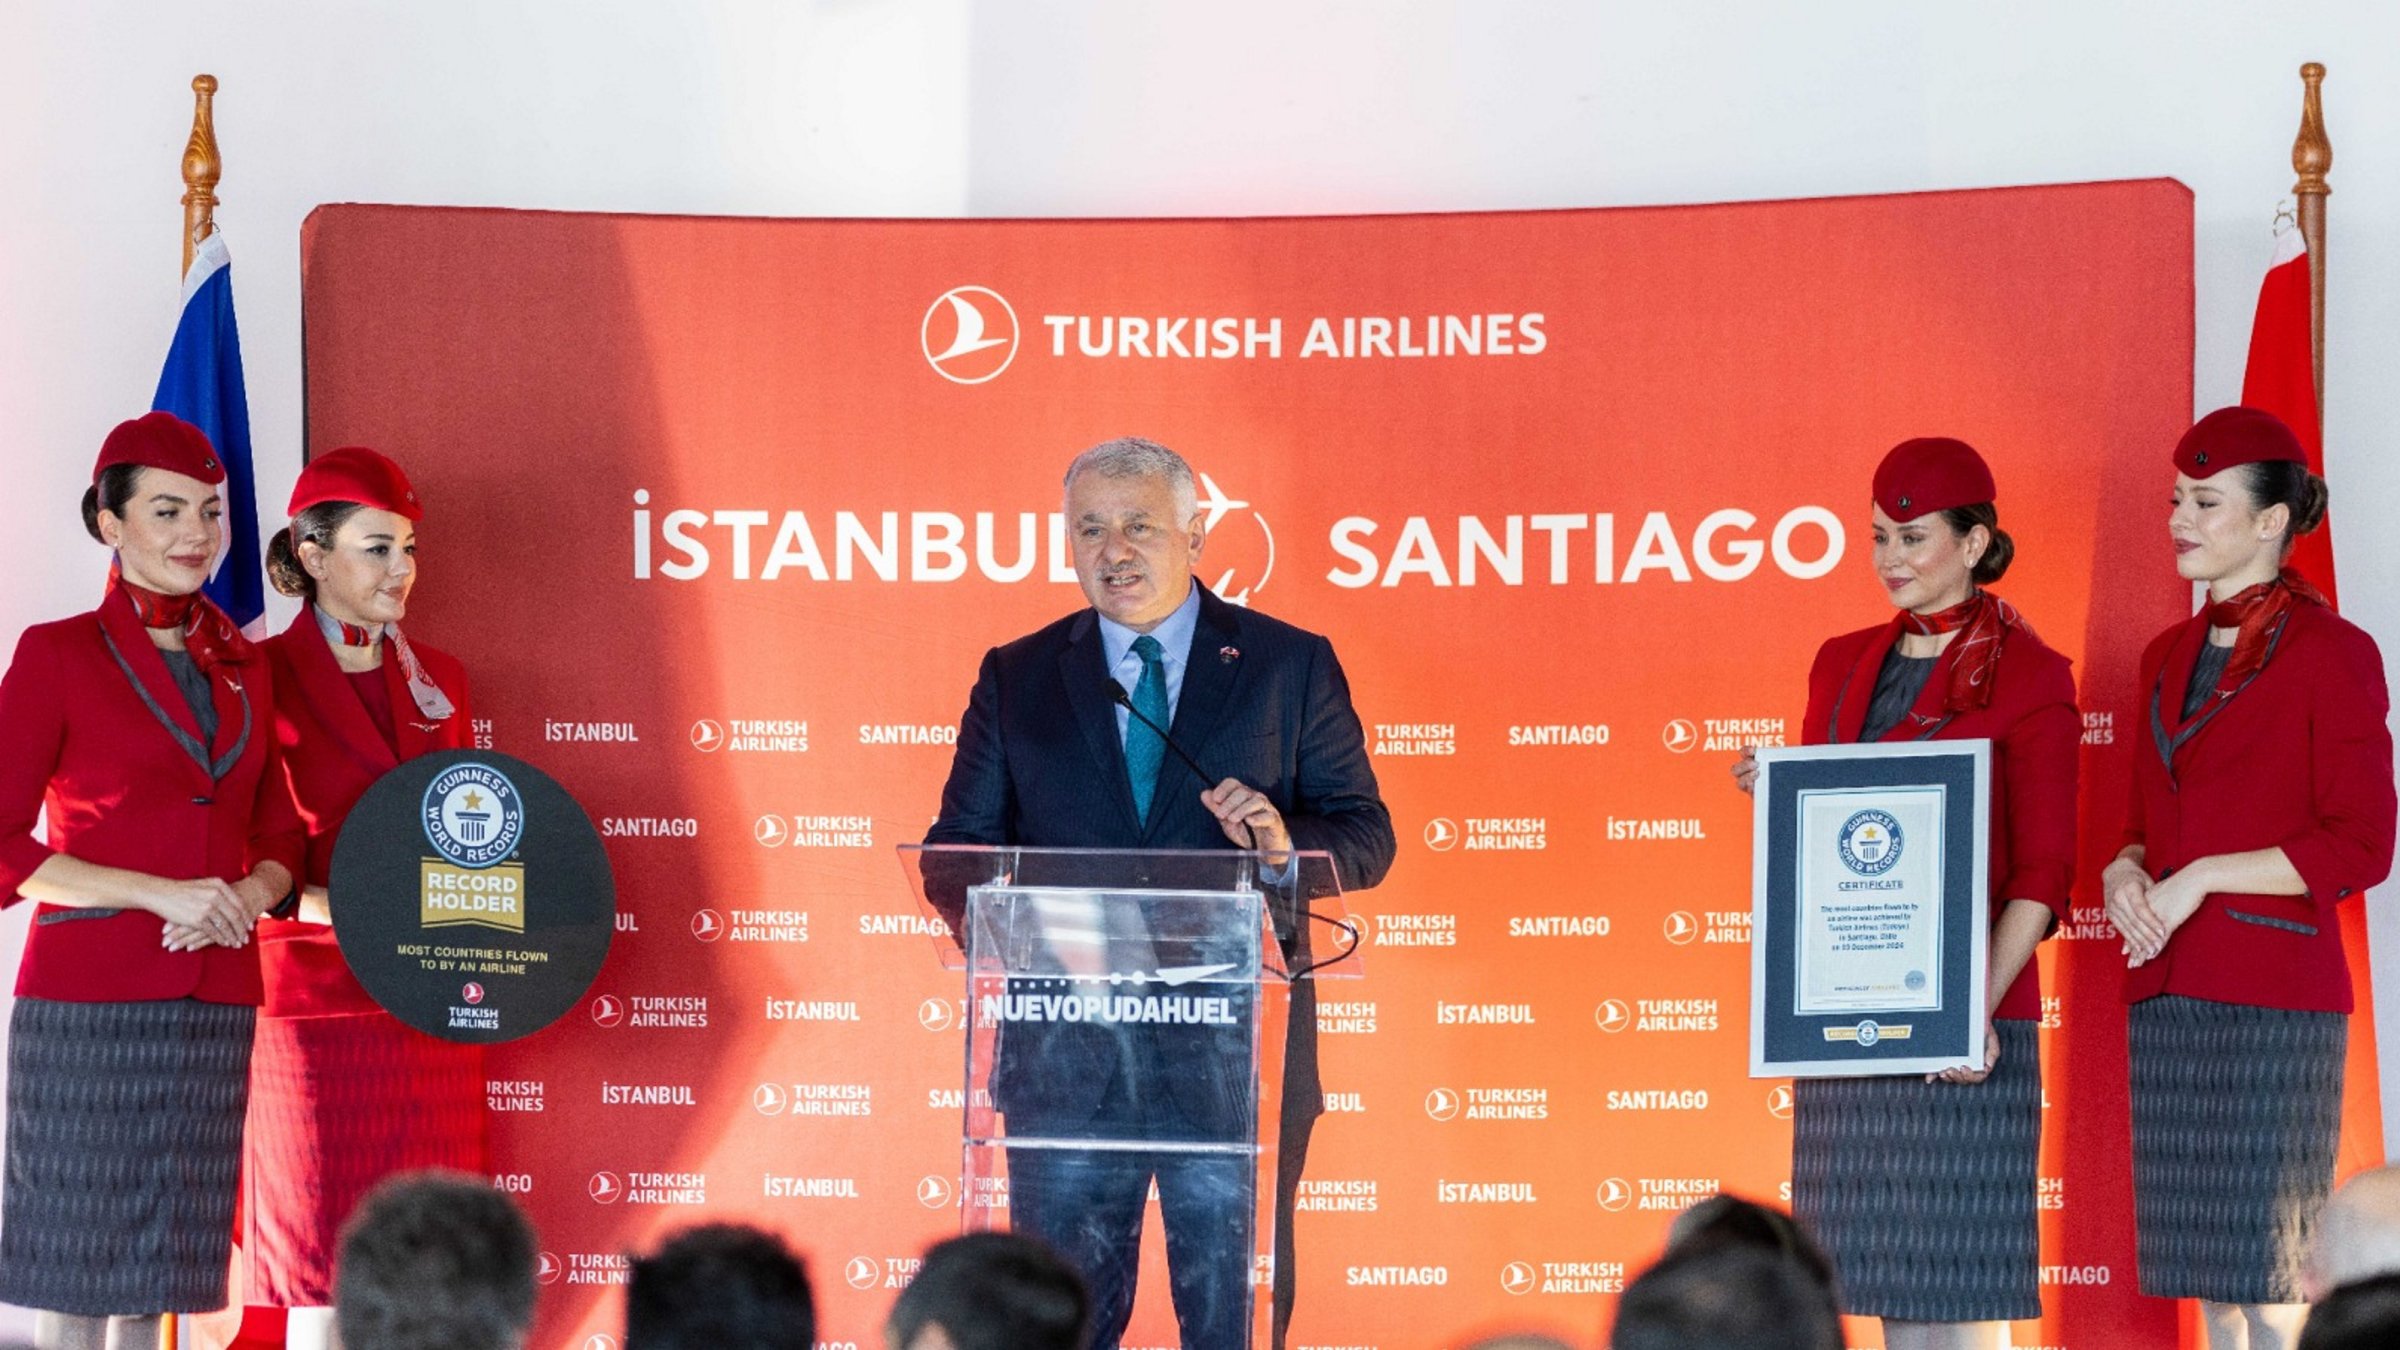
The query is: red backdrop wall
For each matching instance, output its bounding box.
[297,182,2371,1348]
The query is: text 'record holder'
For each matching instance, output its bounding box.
[898,844,1361,1350]
[1749,742,1991,1078]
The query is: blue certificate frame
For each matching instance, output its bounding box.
[1749,741,1990,1077]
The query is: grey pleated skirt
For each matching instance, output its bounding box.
[2129,993,2345,1304]
[0,996,257,1316]
[1791,1018,2042,1322]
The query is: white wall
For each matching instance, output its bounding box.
[1,0,2396,1169]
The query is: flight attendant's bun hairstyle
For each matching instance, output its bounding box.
[266,503,365,602]
[1940,504,2014,586]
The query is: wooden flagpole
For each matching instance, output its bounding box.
[165,83,221,1343]
[2292,62,2329,417]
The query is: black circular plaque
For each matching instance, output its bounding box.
[330,749,616,1043]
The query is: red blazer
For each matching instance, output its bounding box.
[2122,603,2395,1012]
[0,591,303,1003]
[257,611,475,1018]
[1803,616,2081,1022]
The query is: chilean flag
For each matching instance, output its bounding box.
[2239,225,2337,605]
[152,231,266,631]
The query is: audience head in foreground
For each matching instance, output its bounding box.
[1613,1195,1842,1350]
[1665,1192,1839,1297]
[886,1233,1089,1350]
[1612,1244,1844,1350]
[2300,1272,2400,1350]
[627,1222,816,1350]
[2312,1164,2400,1300]
[335,1170,538,1350]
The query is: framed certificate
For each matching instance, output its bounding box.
[1748,741,1990,1077]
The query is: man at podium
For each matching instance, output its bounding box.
[926,436,1394,1350]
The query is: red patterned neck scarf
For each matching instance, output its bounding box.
[326,615,379,647]
[312,605,456,721]
[109,559,251,675]
[2198,567,2329,705]
[1893,589,2026,715]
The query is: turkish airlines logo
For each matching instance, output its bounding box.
[922,287,1019,385]
[845,1257,882,1291]
[1662,719,1700,754]
[1595,999,1632,1034]
[755,815,789,847]
[535,1252,562,1286]
[590,994,625,1028]
[587,1171,623,1204]
[1767,1085,1795,1120]
[917,1175,954,1209]
[691,719,724,752]
[584,1337,619,1350]
[754,1083,790,1116]
[461,982,484,1005]
[1663,911,1700,946]
[1501,1261,1538,1296]
[1194,472,1276,607]
[1597,1178,1634,1212]
[690,908,724,942]
[918,998,958,1032]
[1424,1087,1461,1122]
[1423,818,1459,852]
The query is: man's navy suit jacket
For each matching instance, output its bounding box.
[925,584,1395,1137]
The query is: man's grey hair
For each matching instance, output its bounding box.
[1063,436,1198,521]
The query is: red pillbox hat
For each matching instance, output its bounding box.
[1872,437,1996,521]
[289,446,422,520]
[2174,406,2306,479]
[92,412,223,486]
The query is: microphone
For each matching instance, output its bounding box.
[1106,684,1258,850]
[1105,684,1365,977]
[1108,684,1216,792]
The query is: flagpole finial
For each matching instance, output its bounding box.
[181,74,221,279]
[2293,63,2330,197]
[2291,62,2330,420]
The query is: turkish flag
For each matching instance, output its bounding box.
[2244,225,2383,1181]
[2240,228,2338,604]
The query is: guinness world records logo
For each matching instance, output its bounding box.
[423,762,526,868]
[1835,809,1902,876]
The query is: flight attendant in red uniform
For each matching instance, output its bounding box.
[0,413,300,1350]
[2105,407,2395,1350]
[1734,438,2079,1350]
[242,447,484,1350]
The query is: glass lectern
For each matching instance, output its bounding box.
[896,845,1361,1350]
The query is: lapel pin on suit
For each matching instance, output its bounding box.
[1219,646,1240,663]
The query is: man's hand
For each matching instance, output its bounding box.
[1202,778,1291,853]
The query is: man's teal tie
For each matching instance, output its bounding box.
[1125,635,1170,822]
